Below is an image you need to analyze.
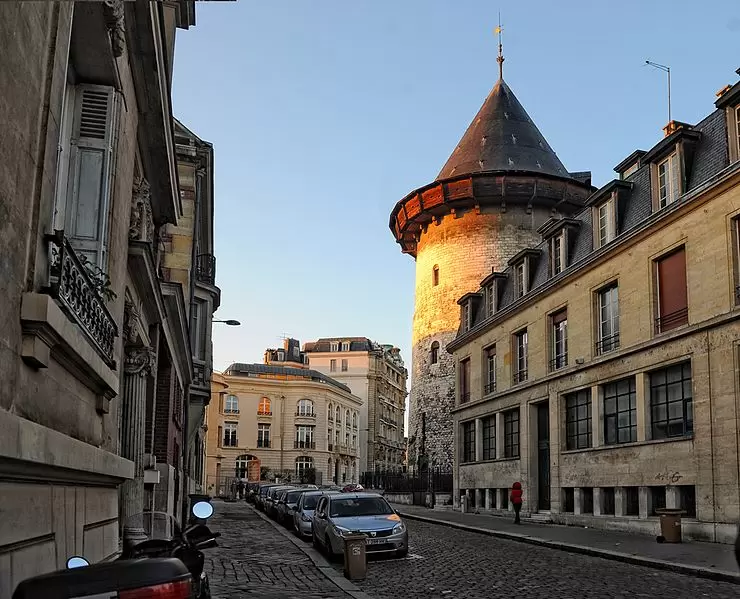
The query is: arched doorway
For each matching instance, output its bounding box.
[235,454,260,481]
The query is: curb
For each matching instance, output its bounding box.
[398,511,740,586]
[249,505,376,599]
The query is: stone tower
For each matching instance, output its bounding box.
[390,75,593,470]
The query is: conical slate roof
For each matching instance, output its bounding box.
[437,79,570,181]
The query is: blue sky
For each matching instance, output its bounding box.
[172,0,740,376]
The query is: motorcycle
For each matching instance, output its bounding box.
[13,501,220,599]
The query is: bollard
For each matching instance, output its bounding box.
[343,535,367,581]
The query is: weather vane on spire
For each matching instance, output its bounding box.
[494,13,504,80]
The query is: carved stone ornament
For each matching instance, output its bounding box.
[129,177,154,244]
[124,346,157,377]
[123,299,141,345]
[103,0,126,58]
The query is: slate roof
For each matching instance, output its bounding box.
[453,107,732,345]
[437,79,573,181]
[303,337,376,353]
[223,363,351,394]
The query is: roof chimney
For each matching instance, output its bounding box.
[662,120,691,138]
[716,84,732,99]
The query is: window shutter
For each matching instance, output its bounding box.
[65,84,119,267]
[657,248,688,329]
[670,152,680,200]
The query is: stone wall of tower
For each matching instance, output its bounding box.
[409,204,555,469]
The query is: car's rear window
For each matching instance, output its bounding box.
[303,495,320,509]
[329,497,393,518]
[287,491,304,502]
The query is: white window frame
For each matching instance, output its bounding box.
[295,456,313,476]
[223,422,238,447]
[257,423,270,447]
[295,425,315,444]
[461,300,472,332]
[330,359,337,372]
[515,261,527,297]
[595,198,616,248]
[597,284,620,354]
[224,394,239,414]
[657,152,680,209]
[330,342,339,352]
[341,341,350,352]
[550,232,565,275]
[484,283,495,317]
[297,399,314,416]
[514,329,528,382]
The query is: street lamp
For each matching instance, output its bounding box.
[213,319,240,326]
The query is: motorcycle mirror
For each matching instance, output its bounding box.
[66,556,90,569]
[192,501,214,520]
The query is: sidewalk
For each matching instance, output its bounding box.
[392,503,740,584]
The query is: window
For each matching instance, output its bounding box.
[335,406,341,424]
[582,488,594,514]
[328,403,333,421]
[296,399,314,416]
[295,425,316,448]
[223,422,238,447]
[352,434,357,448]
[596,200,615,248]
[513,329,528,384]
[352,413,358,429]
[514,261,526,297]
[734,105,740,161]
[484,345,496,394]
[565,389,592,450]
[341,359,348,372]
[550,233,565,275]
[650,487,666,516]
[603,377,636,444]
[657,152,680,208]
[655,248,688,333]
[330,342,339,352]
[459,358,471,403]
[482,416,496,460]
[550,310,568,370]
[191,301,206,359]
[562,488,574,512]
[461,300,472,332]
[461,421,476,462]
[679,485,697,518]
[602,488,615,515]
[596,284,620,354]
[345,410,351,428]
[650,362,693,439]
[224,394,239,414]
[625,487,639,516]
[235,454,256,479]
[341,341,350,352]
[484,283,495,317]
[503,409,520,458]
[295,456,314,477]
[257,423,270,448]
[430,341,439,365]
[433,265,439,286]
[257,397,271,416]
[330,359,337,372]
[54,83,120,268]
[622,163,639,179]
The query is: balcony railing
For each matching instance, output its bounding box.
[257,410,273,416]
[460,392,471,404]
[44,232,118,366]
[295,411,316,417]
[655,307,688,334]
[195,253,216,285]
[595,333,620,355]
[484,381,496,394]
[257,439,270,448]
[294,440,316,449]
[513,369,528,384]
[549,354,568,371]
[223,409,240,415]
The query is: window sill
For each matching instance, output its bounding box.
[460,456,520,466]
[20,292,119,413]
[561,434,694,455]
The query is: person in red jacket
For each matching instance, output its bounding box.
[510,481,523,524]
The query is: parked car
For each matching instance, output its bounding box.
[276,488,309,526]
[293,490,340,538]
[265,486,295,519]
[342,483,364,493]
[255,484,281,511]
[312,492,408,559]
[246,482,260,503]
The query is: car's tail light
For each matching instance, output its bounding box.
[119,579,191,599]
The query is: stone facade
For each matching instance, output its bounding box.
[448,74,740,543]
[0,1,208,592]
[303,338,408,474]
[204,340,363,492]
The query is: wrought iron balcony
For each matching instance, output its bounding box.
[484,381,496,394]
[595,333,620,355]
[549,354,568,371]
[655,307,688,334]
[195,253,216,285]
[513,369,528,384]
[460,392,471,404]
[44,232,118,366]
[294,440,316,449]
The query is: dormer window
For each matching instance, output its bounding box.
[621,163,639,179]
[457,292,481,333]
[330,341,339,352]
[657,151,680,208]
[550,232,565,276]
[341,341,350,352]
[514,261,527,297]
[461,300,472,332]
[484,282,495,317]
[596,199,616,248]
[716,80,740,163]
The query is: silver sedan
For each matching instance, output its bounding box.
[312,493,409,559]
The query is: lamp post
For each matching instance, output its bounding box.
[213,319,240,326]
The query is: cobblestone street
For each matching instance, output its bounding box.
[205,501,740,599]
[205,501,348,598]
[334,520,740,599]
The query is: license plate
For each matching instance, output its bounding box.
[365,538,386,545]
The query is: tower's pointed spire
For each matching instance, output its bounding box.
[495,14,504,81]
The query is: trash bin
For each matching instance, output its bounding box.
[343,534,367,581]
[461,495,470,514]
[656,508,684,543]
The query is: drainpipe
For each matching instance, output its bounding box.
[280,395,286,472]
[705,331,717,541]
